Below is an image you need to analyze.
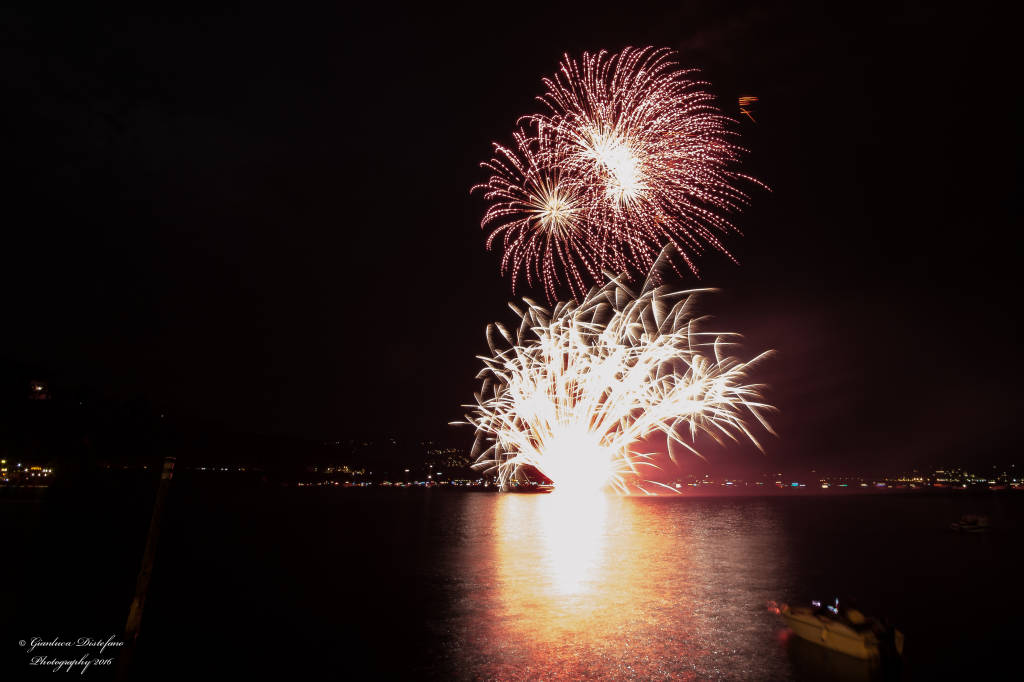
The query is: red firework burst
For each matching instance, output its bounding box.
[476,46,763,300]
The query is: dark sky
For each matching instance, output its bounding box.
[2,2,1017,472]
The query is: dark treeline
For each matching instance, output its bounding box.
[0,368,471,484]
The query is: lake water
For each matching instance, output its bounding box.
[3,481,1022,679]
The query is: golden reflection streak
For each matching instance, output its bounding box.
[475,495,709,678]
[459,495,793,679]
[538,491,609,596]
[491,491,611,633]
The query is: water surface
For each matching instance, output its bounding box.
[5,483,1022,679]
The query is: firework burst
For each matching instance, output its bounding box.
[476,46,763,301]
[475,128,600,300]
[459,259,774,495]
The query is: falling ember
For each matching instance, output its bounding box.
[476,46,765,301]
[738,96,759,123]
[458,255,775,495]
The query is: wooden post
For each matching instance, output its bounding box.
[115,456,175,680]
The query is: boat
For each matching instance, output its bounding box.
[501,483,554,493]
[780,599,904,661]
[949,513,990,532]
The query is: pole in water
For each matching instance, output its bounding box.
[115,455,175,680]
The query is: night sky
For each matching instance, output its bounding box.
[2,2,1017,473]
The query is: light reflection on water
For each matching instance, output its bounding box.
[497,491,610,597]
[455,493,796,680]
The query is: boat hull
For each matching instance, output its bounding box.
[782,606,881,660]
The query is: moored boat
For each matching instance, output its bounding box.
[949,513,990,532]
[500,483,554,493]
[781,599,903,661]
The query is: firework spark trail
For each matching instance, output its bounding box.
[459,257,775,495]
[476,46,764,301]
